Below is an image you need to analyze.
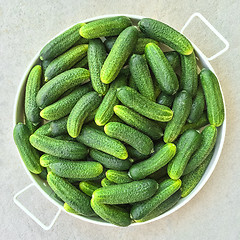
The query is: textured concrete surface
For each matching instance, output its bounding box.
[1,0,240,239]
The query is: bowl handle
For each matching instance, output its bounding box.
[180,12,229,61]
[13,183,62,231]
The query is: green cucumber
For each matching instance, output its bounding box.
[38,167,48,180]
[164,51,180,70]
[104,122,154,155]
[156,92,174,108]
[25,116,40,134]
[73,56,88,68]
[164,90,192,143]
[139,18,193,55]
[129,143,176,180]
[152,77,161,100]
[200,68,224,127]
[117,86,173,122]
[101,178,116,187]
[104,37,117,52]
[100,26,138,84]
[40,154,66,167]
[50,116,68,137]
[42,60,51,74]
[64,202,79,214]
[34,122,52,136]
[80,16,132,39]
[108,114,123,123]
[36,68,90,109]
[128,76,140,90]
[167,130,202,180]
[106,170,133,184]
[79,181,100,197]
[67,91,102,138]
[126,145,150,161]
[13,123,42,174]
[148,165,168,181]
[76,126,128,159]
[130,178,181,220]
[153,141,165,153]
[84,109,98,123]
[73,37,89,46]
[67,171,106,182]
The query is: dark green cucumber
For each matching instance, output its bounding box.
[73,56,88,68]
[148,165,168,181]
[126,145,150,161]
[156,92,174,108]
[164,51,180,70]
[84,109,98,123]
[47,172,94,216]
[40,82,92,120]
[106,170,133,184]
[25,116,40,134]
[104,37,117,52]
[80,16,132,39]
[30,134,88,160]
[88,39,108,95]
[76,126,128,159]
[153,141,165,153]
[38,167,48,180]
[79,181,100,197]
[13,123,42,174]
[114,105,163,140]
[34,122,52,136]
[45,44,88,81]
[42,60,51,74]
[164,90,192,143]
[92,179,158,204]
[101,178,116,187]
[145,43,179,95]
[67,91,102,138]
[152,77,161,100]
[64,202,79,214]
[104,122,154,155]
[183,125,217,175]
[67,171,106,182]
[200,68,224,127]
[54,135,75,141]
[117,86,173,122]
[40,23,84,61]
[89,149,132,171]
[100,26,138,84]
[139,18,193,55]
[50,116,68,137]
[167,130,202,180]
[73,37,89,46]
[129,143,176,180]
[130,178,181,220]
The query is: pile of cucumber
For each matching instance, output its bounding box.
[13,16,224,227]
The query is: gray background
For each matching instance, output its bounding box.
[1,0,240,239]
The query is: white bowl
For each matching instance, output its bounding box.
[13,14,226,227]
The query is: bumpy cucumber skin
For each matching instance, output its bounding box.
[95,73,127,126]
[64,203,79,214]
[183,125,217,175]
[117,86,173,122]
[25,65,42,125]
[40,23,84,61]
[47,172,94,216]
[92,179,158,204]
[114,105,163,140]
[73,56,88,68]
[139,18,193,55]
[54,135,74,142]
[200,69,224,127]
[76,126,128,160]
[106,170,133,184]
[104,122,154,155]
[129,54,155,100]
[128,75,138,90]
[101,178,116,187]
[40,82,92,121]
[50,116,68,137]
[45,44,88,81]
[100,26,138,84]
[88,39,108,95]
[34,122,52,136]
[67,91,102,138]
[129,143,176,180]
[130,178,181,220]
[164,90,192,143]
[89,149,132,171]
[13,123,42,174]
[126,145,149,161]
[30,134,88,160]
[80,16,132,39]
[167,130,202,180]
[79,181,100,197]
[40,154,68,167]
[156,92,174,108]
[145,43,179,95]
[36,68,90,109]
[164,51,180,70]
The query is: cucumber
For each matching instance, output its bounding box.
[130,178,181,220]
[100,26,138,84]
[45,44,88,81]
[108,114,123,123]
[164,90,192,143]
[25,65,42,125]
[50,116,68,137]
[64,202,79,214]
[89,149,132,171]
[84,109,98,123]
[117,86,173,122]
[40,154,63,167]
[79,181,101,197]
[104,37,117,52]
[38,167,48,180]
[129,54,155,100]
[183,125,217,175]
[153,141,165,153]
[40,23,84,61]
[95,73,127,126]
[101,178,116,187]
[73,37,89,46]
[67,91,102,138]
[164,51,180,70]
[73,56,88,68]
[126,145,150,161]
[88,39,108,95]
[40,82,92,120]
[92,179,158,204]
[25,116,40,134]
[129,143,176,180]
[167,130,202,180]
[200,68,224,127]
[145,43,179,95]
[114,105,163,140]
[104,122,154,155]
[13,123,42,174]
[139,18,193,55]
[36,68,90,109]
[156,92,174,108]
[29,134,88,160]
[67,171,106,182]
[34,122,52,136]
[76,126,128,159]
[80,16,132,39]
[42,60,51,74]
[148,165,168,181]
[106,170,133,184]
[47,172,94,216]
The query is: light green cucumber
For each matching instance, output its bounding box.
[101,178,116,187]
[106,170,133,184]
[79,181,101,197]
[40,154,63,167]
[64,202,79,214]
